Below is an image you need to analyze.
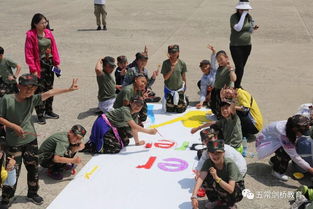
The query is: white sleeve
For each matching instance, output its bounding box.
[233,11,248,32]
[281,139,311,171]
[195,150,208,171]
[210,53,217,74]
[199,77,207,103]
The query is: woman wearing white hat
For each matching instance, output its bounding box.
[229,0,259,89]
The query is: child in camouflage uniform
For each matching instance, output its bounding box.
[0,46,21,97]
[0,74,79,207]
[85,96,157,154]
[39,125,86,180]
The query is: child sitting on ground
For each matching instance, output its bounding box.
[209,50,236,118]
[191,100,243,153]
[85,96,157,154]
[0,46,21,97]
[39,125,87,180]
[196,45,217,109]
[195,128,247,178]
[191,140,245,209]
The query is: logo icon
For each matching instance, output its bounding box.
[242,189,254,200]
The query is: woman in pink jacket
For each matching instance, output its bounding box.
[25,13,60,125]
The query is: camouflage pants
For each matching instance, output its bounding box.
[270,147,291,174]
[2,139,39,203]
[165,90,188,113]
[139,102,147,123]
[40,155,71,172]
[35,59,55,117]
[203,177,245,207]
[101,127,132,154]
[0,78,18,97]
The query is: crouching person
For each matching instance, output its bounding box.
[84,96,157,154]
[191,140,245,209]
[39,125,86,180]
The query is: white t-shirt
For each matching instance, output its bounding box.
[195,144,247,177]
[94,0,106,4]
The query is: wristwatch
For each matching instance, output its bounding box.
[190,195,198,200]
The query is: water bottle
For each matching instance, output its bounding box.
[242,137,248,157]
[3,168,16,186]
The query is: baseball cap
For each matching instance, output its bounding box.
[207,140,225,153]
[200,128,217,142]
[102,56,116,67]
[135,52,148,61]
[18,74,39,86]
[168,44,179,53]
[131,95,144,106]
[71,124,87,137]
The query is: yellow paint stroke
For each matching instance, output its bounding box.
[150,110,212,128]
[84,165,99,179]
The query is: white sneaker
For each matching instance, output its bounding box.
[291,194,308,209]
[271,170,289,181]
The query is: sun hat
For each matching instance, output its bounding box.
[235,0,252,10]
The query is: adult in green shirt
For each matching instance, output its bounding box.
[161,44,188,113]
[0,46,21,96]
[230,0,259,88]
[39,125,86,180]
[95,56,117,113]
[0,74,79,206]
[191,140,245,209]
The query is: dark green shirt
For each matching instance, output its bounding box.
[230,13,252,46]
[215,113,242,149]
[214,66,233,90]
[97,72,116,102]
[105,106,136,128]
[113,84,142,108]
[201,157,243,182]
[0,58,17,84]
[39,132,70,163]
[161,59,187,90]
[0,94,43,146]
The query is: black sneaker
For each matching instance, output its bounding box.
[45,112,59,119]
[97,25,101,30]
[27,193,43,205]
[0,200,9,209]
[37,116,46,125]
[103,26,107,30]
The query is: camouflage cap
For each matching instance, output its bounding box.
[207,140,225,153]
[168,44,179,53]
[71,124,87,137]
[18,73,39,86]
[200,128,218,142]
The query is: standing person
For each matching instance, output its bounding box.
[115,55,128,94]
[25,13,61,125]
[191,140,245,209]
[196,45,217,109]
[256,115,313,181]
[0,74,79,206]
[230,0,259,88]
[0,46,21,97]
[94,0,107,30]
[161,44,188,113]
[39,125,86,180]
[95,56,116,113]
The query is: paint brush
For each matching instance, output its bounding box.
[156,129,163,137]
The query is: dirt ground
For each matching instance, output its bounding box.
[0,0,313,208]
